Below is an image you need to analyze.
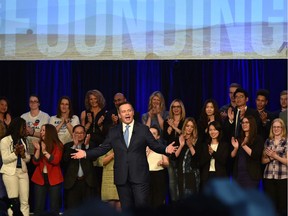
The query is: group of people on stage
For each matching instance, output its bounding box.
[0,84,287,216]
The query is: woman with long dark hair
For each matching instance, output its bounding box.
[0,97,11,137]
[0,117,30,216]
[231,115,264,188]
[200,121,229,188]
[49,96,79,145]
[31,124,63,216]
[197,99,222,143]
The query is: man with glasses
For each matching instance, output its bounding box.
[224,88,262,178]
[225,88,261,139]
[62,124,96,210]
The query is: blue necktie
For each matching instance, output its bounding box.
[124,125,130,147]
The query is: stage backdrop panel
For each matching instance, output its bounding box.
[0,0,287,60]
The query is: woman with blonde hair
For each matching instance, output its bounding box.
[172,117,201,200]
[142,91,168,131]
[164,99,186,143]
[163,99,186,202]
[262,118,287,215]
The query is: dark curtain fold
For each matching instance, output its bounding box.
[0,60,286,119]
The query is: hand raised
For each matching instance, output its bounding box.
[179,134,185,147]
[41,141,46,152]
[32,140,40,150]
[72,133,79,146]
[231,137,239,149]
[87,113,93,123]
[84,134,91,145]
[227,107,234,121]
[220,111,228,120]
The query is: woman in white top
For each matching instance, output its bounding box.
[21,95,50,154]
[49,96,79,145]
[0,117,31,216]
[147,126,169,207]
[200,121,229,189]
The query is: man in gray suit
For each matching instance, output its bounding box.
[72,102,177,210]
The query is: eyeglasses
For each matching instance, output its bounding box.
[241,121,249,124]
[74,132,85,135]
[235,95,245,99]
[29,100,39,103]
[172,105,181,109]
[273,126,282,129]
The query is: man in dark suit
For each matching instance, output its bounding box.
[225,88,262,140]
[62,125,97,209]
[219,82,241,121]
[71,102,177,210]
[255,89,275,140]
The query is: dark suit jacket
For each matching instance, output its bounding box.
[258,109,276,141]
[62,141,96,189]
[232,135,264,181]
[224,107,262,140]
[200,141,229,182]
[86,121,166,185]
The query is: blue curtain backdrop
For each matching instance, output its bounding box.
[0,59,287,119]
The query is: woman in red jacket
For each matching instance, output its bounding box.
[31,124,63,216]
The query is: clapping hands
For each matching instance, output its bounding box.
[231,137,239,149]
[14,143,26,158]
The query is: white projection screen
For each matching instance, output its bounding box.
[0,0,287,60]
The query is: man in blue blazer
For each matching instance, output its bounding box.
[72,102,177,210]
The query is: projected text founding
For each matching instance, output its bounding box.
[0,0,286,59]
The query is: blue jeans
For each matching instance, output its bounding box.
[33,174,61,216]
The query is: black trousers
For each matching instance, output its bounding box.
[65,178,95,210]
[149,169,167,208]
[263,178,287,215]
[116,181,150,210]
